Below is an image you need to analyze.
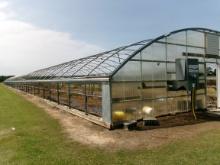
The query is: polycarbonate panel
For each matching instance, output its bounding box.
[142,62,166,81]
[167,96,189,114]
[206,58,217,63]
[132,52,141,60]
[86,83,102,116]
[59,83,69,106]
[41,83,50,99]
[167,90,188,97]
[197,88,205,94]
[113,61,141,81]
[167,31,186,45]
[187,30,205,47]
[199,63,205,80]
[149,98,168,117]
[141,43,166,61]
[141,81,167,99]
[167,63,176,80]
[87,96,102,116]
[167,45,186,62]
[112,101,142,122]
[70,83,85,111]
[206,34,219,55]
[37,83,45,98]
[111,82,141,102]
[187,47,205,54]
[196,94,206,109]
[206,63,217,108]
[49,83,58,102]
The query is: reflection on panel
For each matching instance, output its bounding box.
[144,98,167,117]
[112,101,142,122]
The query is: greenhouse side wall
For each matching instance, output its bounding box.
[5,81,112,128]
[110,30,217,124]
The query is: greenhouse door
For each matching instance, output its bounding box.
[206,62,217,109]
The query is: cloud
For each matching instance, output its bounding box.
[0,1,103,76]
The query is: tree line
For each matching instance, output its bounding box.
[0,76,14,82]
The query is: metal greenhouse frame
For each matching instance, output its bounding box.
[5,27,220,129]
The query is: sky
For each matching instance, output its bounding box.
[0,0,220,76]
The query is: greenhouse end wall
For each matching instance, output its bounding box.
[111,30,219,124]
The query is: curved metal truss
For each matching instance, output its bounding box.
[22,39,152,80]
[6,27,220,82]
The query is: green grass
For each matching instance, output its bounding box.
[1,84,220,165]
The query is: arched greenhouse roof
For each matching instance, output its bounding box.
[6,27,220,82]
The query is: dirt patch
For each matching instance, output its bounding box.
[8,86,220,150]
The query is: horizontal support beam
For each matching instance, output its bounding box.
[5,77,109,83]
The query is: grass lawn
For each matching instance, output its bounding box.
[1,84,220,165]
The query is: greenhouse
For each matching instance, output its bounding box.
[5,27,220,129]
